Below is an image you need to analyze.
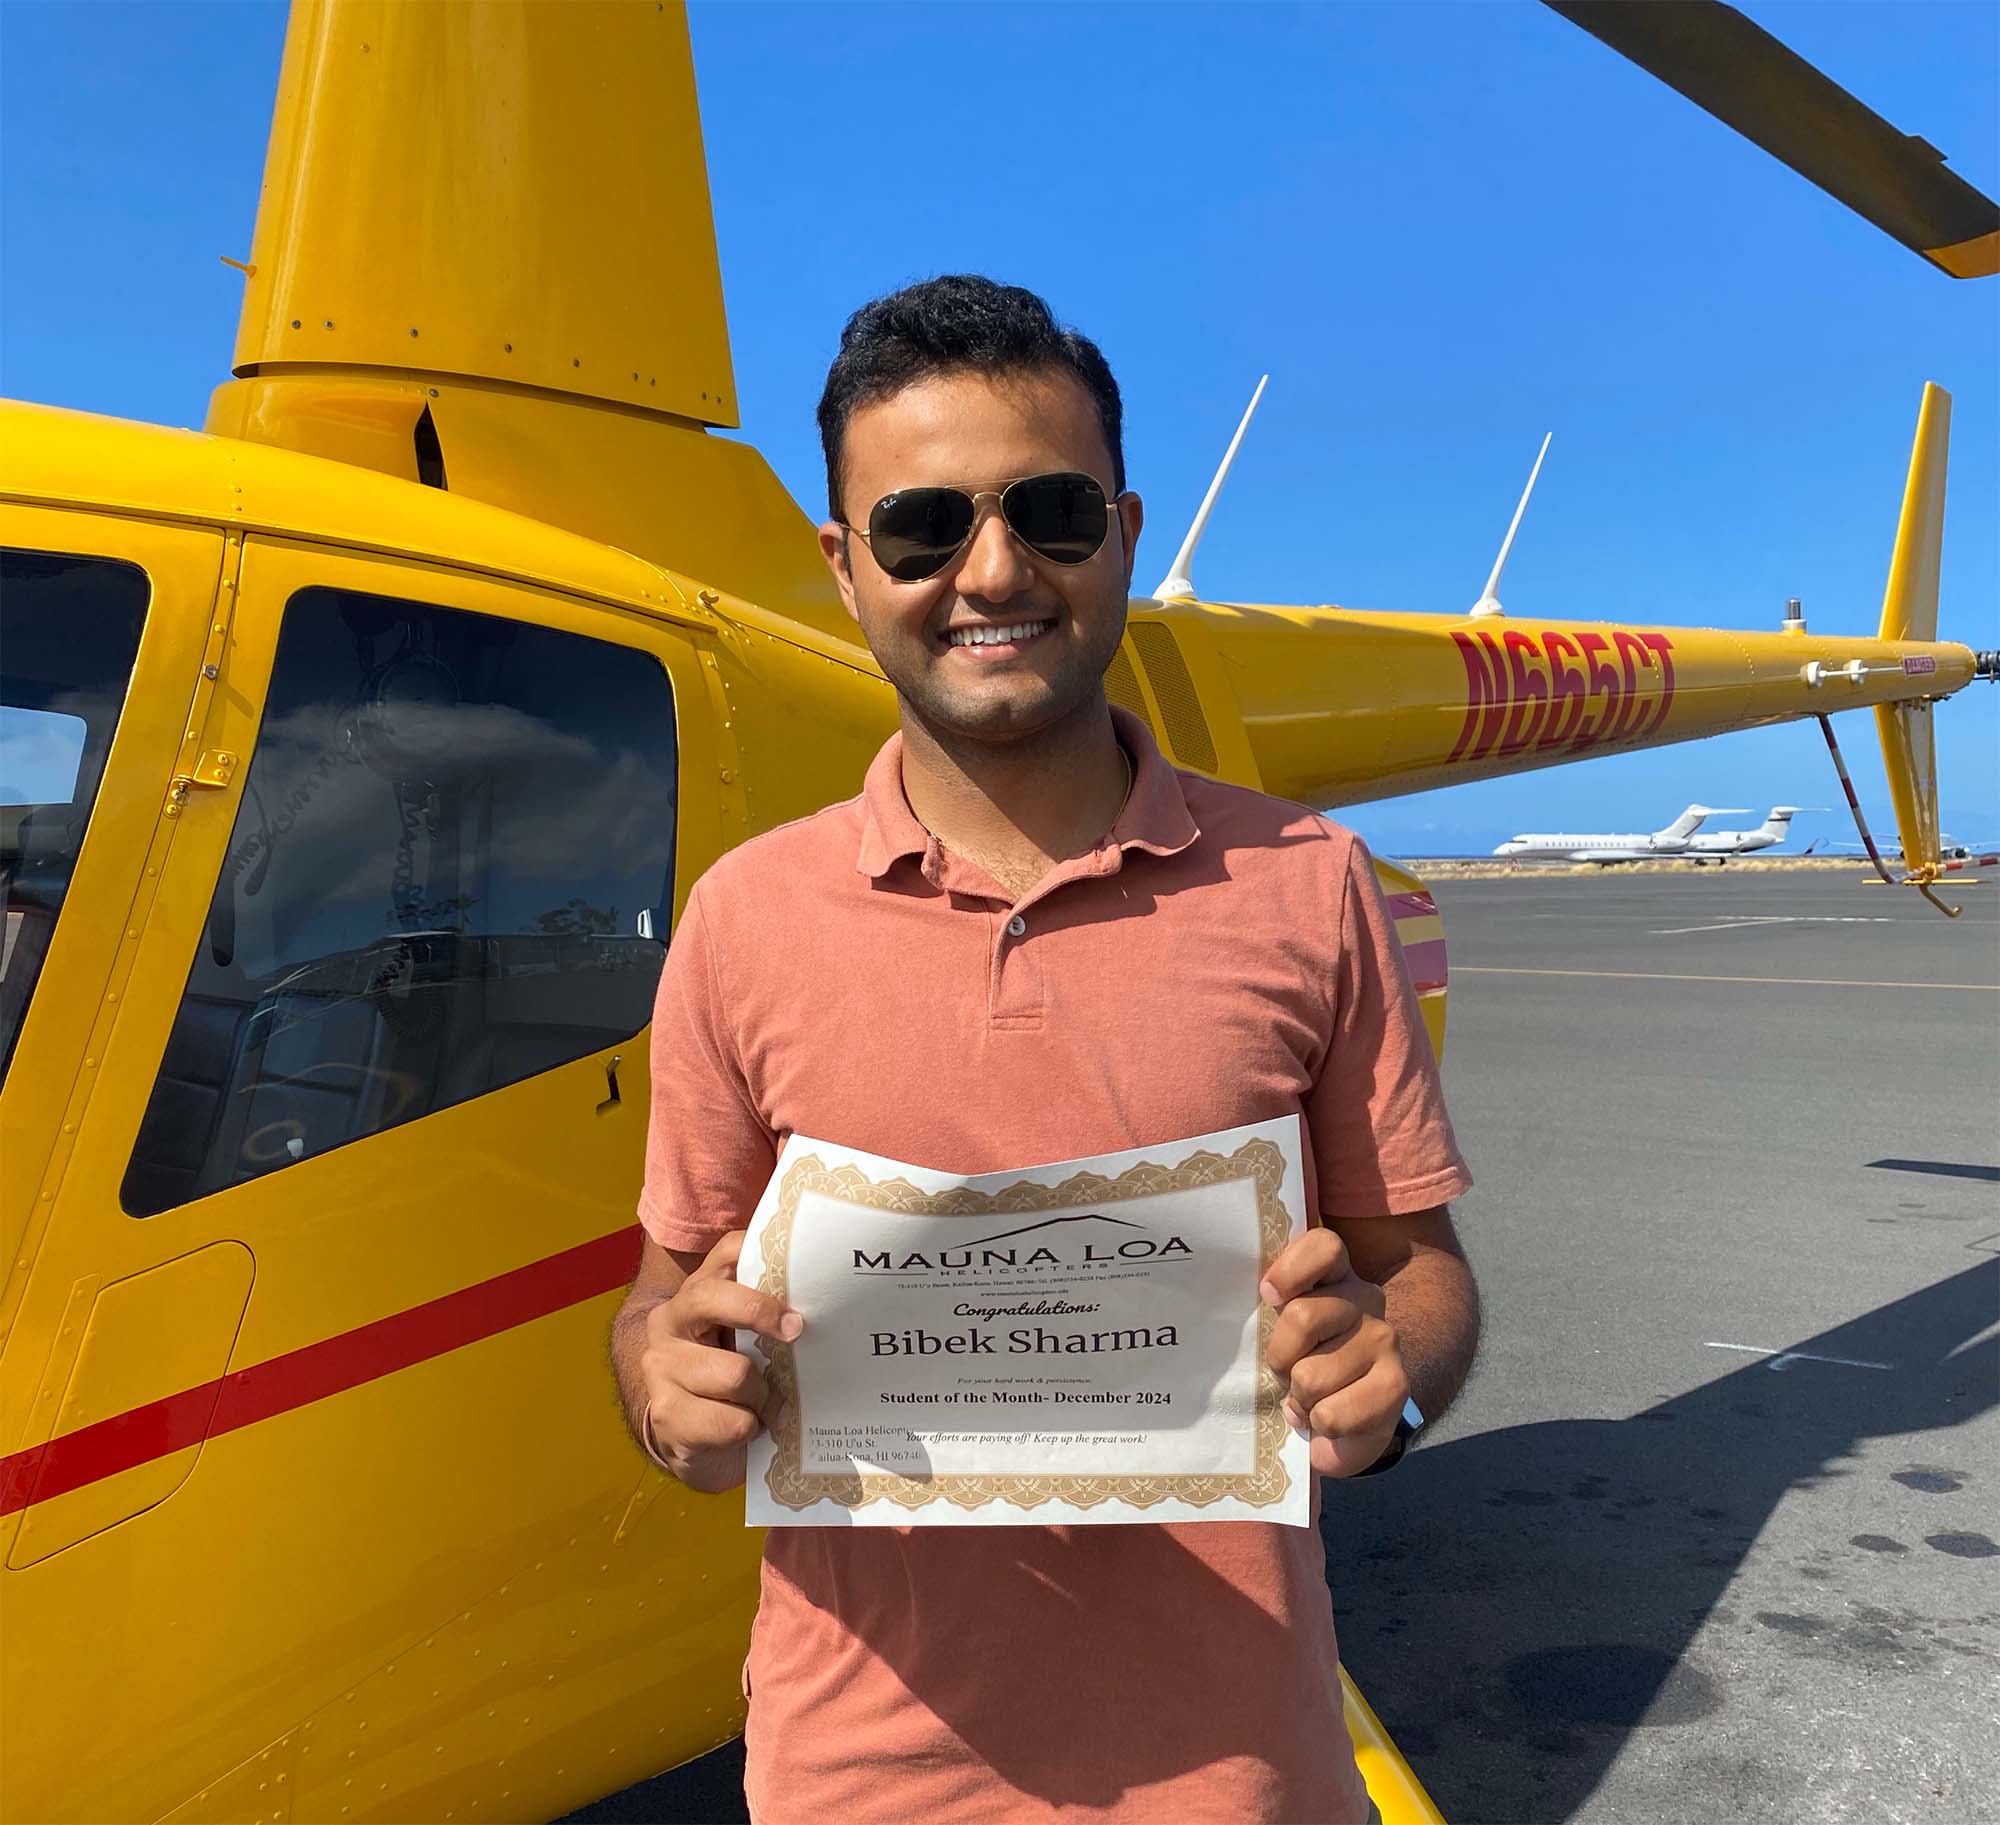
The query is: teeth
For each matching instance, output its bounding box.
[947,622,1050,648]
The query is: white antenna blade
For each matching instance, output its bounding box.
[1153,375,1268,601]
[1470,431,1552,617]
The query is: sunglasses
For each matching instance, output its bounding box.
[845,472,1117,582]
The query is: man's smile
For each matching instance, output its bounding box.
[940,617,1058,655]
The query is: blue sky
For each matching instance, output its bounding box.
[3,1,1994,856]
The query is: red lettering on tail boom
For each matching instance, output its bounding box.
[1450,627,1678,764]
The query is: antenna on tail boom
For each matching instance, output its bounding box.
[1153,375,1268,601]
[1470,431,1553,617]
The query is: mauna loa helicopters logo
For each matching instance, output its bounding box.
[852,1214,1193,1274]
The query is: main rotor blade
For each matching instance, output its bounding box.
[1545,0,1998,278]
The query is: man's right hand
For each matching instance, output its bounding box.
[639,1230,804,1493]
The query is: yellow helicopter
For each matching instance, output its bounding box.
[1,5,1992,1824]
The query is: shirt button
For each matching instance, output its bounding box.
[1006,914,1027,937]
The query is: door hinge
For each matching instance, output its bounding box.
[165,749,239,815]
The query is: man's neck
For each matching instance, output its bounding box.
[898,696,1128,902]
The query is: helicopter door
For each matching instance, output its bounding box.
[1,515,231,1550]
[0,530,743,1820]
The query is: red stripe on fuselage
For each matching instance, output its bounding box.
[0,1226,644,1518]
[1397,937,1448,994]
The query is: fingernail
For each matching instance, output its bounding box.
[1259,1279,1281,1308]
[779,1312,804,1342]
[1283,1401,1307,1434]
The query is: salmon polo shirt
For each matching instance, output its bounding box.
[638,707,1470,1825]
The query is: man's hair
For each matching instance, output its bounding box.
[817,275,1125,520]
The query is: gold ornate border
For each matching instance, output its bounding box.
[754,1138,1295,1515]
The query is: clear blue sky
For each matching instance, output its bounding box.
[3,1,1994,855]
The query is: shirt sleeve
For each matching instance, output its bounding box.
[1304,834,1473,1220]
[636,878,778,1253]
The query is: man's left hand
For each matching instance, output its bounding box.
[1261,1227,1408,1478]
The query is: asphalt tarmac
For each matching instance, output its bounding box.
[570,869,1999,1825]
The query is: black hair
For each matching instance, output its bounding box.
[817,274,1125,520]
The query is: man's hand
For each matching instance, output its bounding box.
[1261,1226,1407,1478]
[638,1230,803,1493]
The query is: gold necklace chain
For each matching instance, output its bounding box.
[929,742,1132,869]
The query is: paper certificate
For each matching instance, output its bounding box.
[737,1117,1310,1528]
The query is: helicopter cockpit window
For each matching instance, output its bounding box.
[1,550,149,1084]
[121,585,678,1217]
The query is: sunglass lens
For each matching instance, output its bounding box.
[869,489,976,581]
[1004,473,1109,565]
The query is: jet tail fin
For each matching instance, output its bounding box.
[1874,383,1951,879]
[1658,804,1749,842]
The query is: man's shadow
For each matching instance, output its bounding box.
[1324,1259,1998,1824]
[568,1261,1996,1824]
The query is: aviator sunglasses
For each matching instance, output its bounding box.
[844,472,1118,582]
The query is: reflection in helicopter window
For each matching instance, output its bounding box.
[122,586,678,1217]
[1,549,150,1083]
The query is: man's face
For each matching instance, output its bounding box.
[818,368,1143,744]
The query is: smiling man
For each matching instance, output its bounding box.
[611,276,1478,1824]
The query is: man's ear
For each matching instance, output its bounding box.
[817,521,862,621]
[1116,492,1145,592]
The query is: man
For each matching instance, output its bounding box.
[611,275,1477,1823]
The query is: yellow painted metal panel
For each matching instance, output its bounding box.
[0,505,223,1353]
[232,0,736,426]
[1,402,695,628]
[1194,598,1975,811]
[1925,228,2000,279]
[1371,854,1448,1063]
[1879,382,1950,644]
[7,1242,253,1566]
[1,532,753,1824]
[422,381,859,653]
[1876,698,1943,878]
[1342,1665,1448,1825]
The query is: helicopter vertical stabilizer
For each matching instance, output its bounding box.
[1873,384,1950,876]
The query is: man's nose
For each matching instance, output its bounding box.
[952,501,1037,603]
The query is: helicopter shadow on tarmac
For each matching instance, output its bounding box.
[1324,1259,2000,1824]
[569,1260,1997,1825]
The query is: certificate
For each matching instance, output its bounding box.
[737,1117,1310,1528]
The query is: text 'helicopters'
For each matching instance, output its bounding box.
[0,4,1994,1825]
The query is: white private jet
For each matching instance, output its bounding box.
[1682,806,1814,862]
[1492,804,1750,862]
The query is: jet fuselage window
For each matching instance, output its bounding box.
[121,585,678,1217]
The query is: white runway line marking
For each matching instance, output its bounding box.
[1455,966,2000,992]
[1650,915,1899,934]
[1705,1341,1895,1372]
[1651,919,1795,934]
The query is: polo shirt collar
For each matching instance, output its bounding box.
[854,705,1200,882]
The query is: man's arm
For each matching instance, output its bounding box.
[610,1237,700,1450]
[610,1232,800,1492]
[1331,1204,1479,1426]
[1263,1205,1478,1476]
